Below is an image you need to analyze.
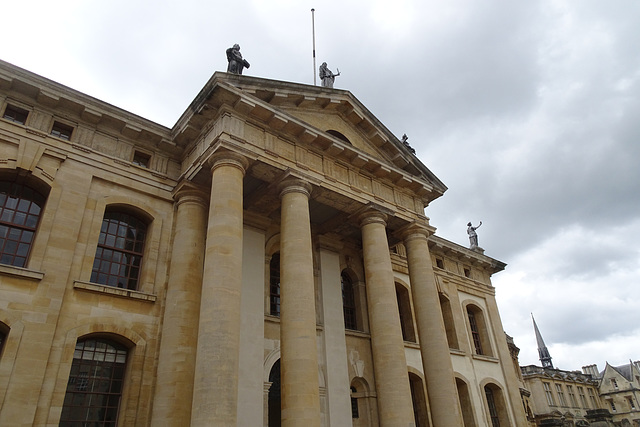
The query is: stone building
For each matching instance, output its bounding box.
[584,362,640,426]
[0,59,528,426]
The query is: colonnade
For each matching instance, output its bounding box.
[151,151,463,426]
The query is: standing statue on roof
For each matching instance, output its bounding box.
[467,221,482,249]
[319,62,340,88]
[226,44,250,75]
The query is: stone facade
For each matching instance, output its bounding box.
[587,362,640,426]
[521,365,603,426]
[0,59,527,426]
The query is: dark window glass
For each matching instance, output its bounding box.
[0,179,46,267]
[91,211,147,290]
[485,386,500,427]
[2,104,29,124]
[468,308,483,355]
[350,386,359,418]
[269,253,280,316]
[342,273,357,330]
[132,151,151,168]
[60,338,128,427]
[51,121,74,140]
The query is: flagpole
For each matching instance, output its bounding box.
[311,8,317,85]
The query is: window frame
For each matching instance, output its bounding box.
[2,103,29,125]
[59,338,129,426]
[90,209,148,290]
[0,177,48,268]
[50,120,74,141]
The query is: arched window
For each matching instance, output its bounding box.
[0,325,7,357]
[467,304,492,356]
[396,283,416,342]
[269,253,280,316]
[326,130,351,145]
[409,372,428,427]
[484,384,509,427]
[0,177,47,267]
[60,338,128,426]
[440,293,459,349]
[342,272,357,330]
[456,377,477,427]
[91,209,147,290]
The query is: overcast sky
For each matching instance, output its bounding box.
[3,0,638,371]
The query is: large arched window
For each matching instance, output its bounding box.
[440,293,459,349]
[484,383,509,427]
[60,338,128,426]
[91,209,147,290]
[0,177,47,267]
[342,272,357,330]
[268,359,281,427]
[456,377,477,427]
[409,372,428,427]
[466,304,493,356]
[396,283,416,342]
[269,252,280,316]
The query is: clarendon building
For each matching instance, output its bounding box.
[0,59,528,426]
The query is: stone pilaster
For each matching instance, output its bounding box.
[400,223,463,427]
[152,183,208,427]
[278,179,321,427]
[359,208,415,427]
[191,152,248,427]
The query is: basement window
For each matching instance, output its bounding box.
[50,121,74,140]
[2,104,29,125]
[132,151,151,168]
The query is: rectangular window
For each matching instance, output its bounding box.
[588,388,598,409]
[567,385,578,407]
[611,378,619,389]
[556,384,567,406]
[467,310,483,355]
[610,400,617,412]
[132,151,151,168]
[464,267,471,278]
[2,104,29,124]
[628,397,636,410]
[543,382,555,406]
[578,386,588,409]
[435,258,444,269]
[51,121,74,140]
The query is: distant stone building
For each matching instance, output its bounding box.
[0,59,528,426]
[584,362,640,426]
[521,365,602,425]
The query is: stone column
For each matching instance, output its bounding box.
[278,179,321,427]
[359,209,415,427]
[152,183,208,427]
[400,223,463,427]
[191,152,248,427]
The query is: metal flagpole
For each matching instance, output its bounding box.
[311,8,317,85]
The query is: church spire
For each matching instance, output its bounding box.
[532,313,554,368]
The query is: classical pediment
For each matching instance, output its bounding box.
[172,73,447,206]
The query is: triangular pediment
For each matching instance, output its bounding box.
[173,72,447,203]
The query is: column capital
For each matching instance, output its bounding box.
[397,221,436,242]
[210,151,249,175]
[278,178,312,199]
[357,209,388,228]
[172,180,208,209]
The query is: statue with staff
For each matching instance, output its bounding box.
[319,62,340,88]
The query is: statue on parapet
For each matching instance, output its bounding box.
[401,134,416,154]
[319,62,340,88]
[467,221,482,249]
[226,44,250,75]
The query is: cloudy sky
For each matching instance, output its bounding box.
[3,0,638,370]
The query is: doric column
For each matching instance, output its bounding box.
[278,179,321,426]
[400,223,463,427]
[152,183,208,427]
[191,152,248,427]
[359,208,415,427]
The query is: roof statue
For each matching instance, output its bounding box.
[532,313,554,368]
[319,62,340,88]
[401,134,416,154]
[226,44,250,75]
[467,221,482,250]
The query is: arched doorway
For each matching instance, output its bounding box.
[268,359,281,427]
